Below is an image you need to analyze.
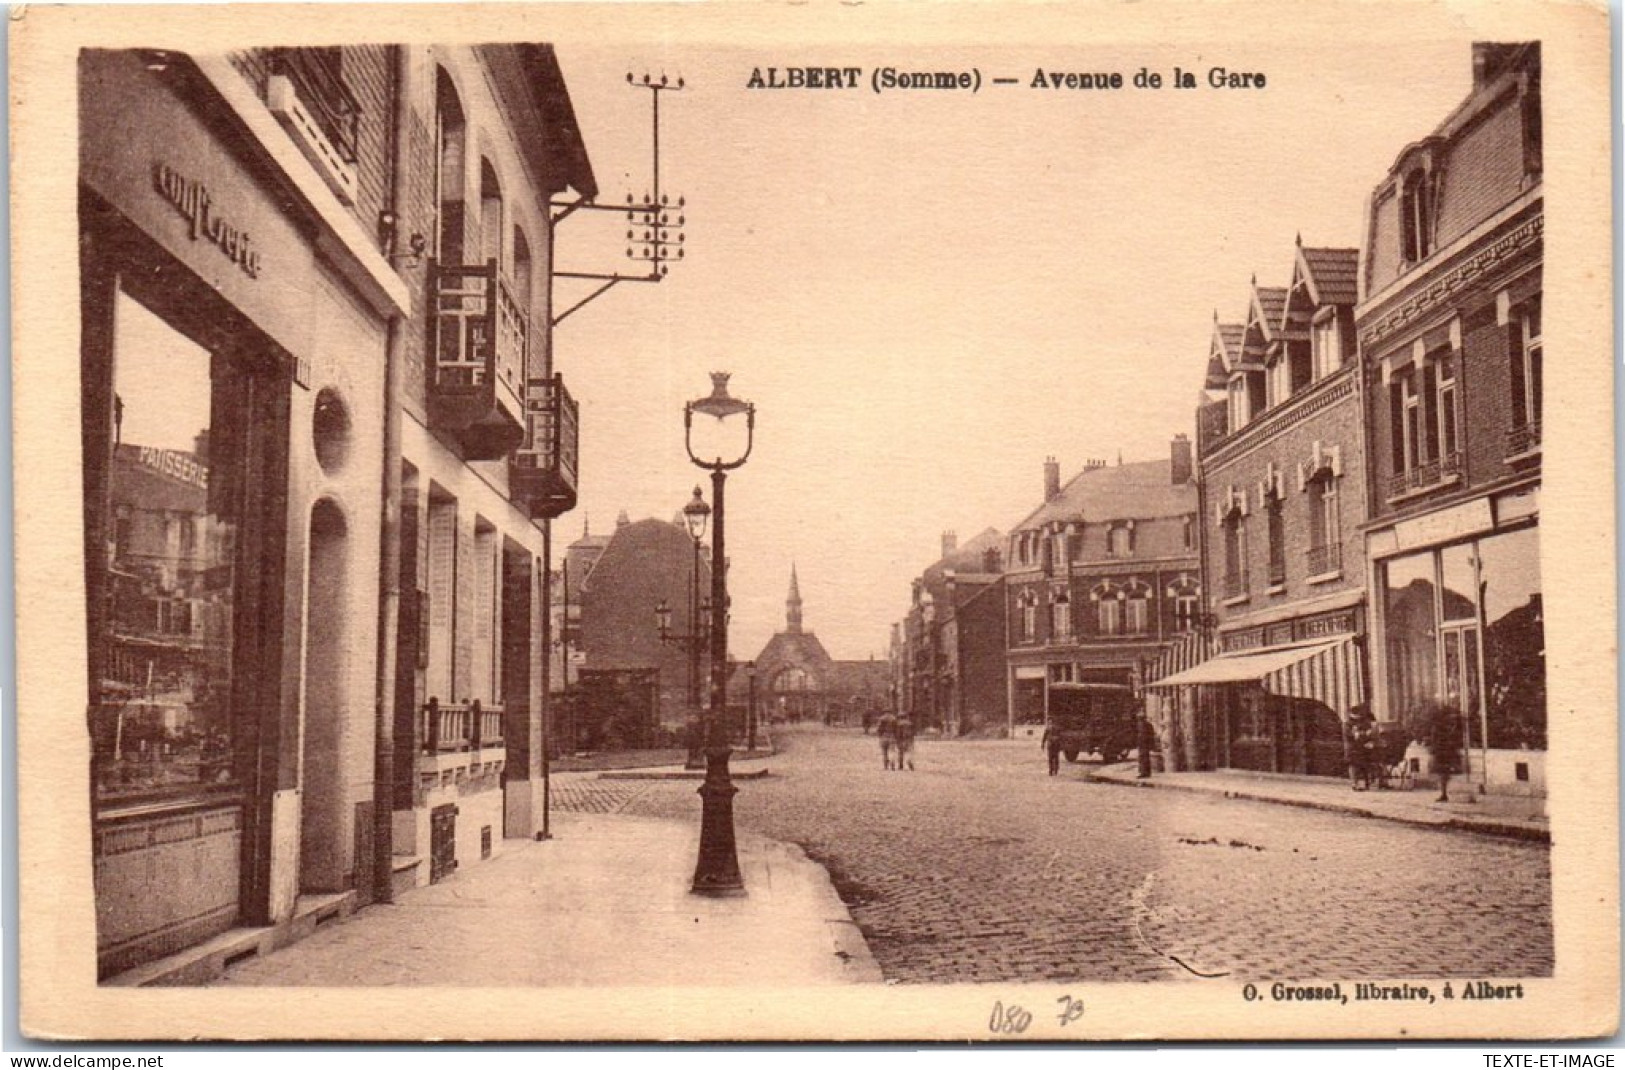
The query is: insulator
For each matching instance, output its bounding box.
[661,194,669,206]
[626,193,634,204]
[678,77,685,89]
[642,73,651,85]
[677,233,685,243]
[659,213,668,225]
[677,248,684,259]
[626,230,634,240]
[626,248,634,258]
[659,230,668,240]
[643,230,651,241]
[661,264,669,276]
[678,195,686,207]
[677,215,685,226]
[626,72,634,83]
[659,74,668,86]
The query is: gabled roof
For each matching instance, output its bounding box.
[1296,246,1360,308]
[922,527,1005,582]
[1207,317,1246,388]
[1014,458,1195,534]
[1239,283,1286,363]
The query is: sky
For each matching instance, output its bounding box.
[547,39,1478,661]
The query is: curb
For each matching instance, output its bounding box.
[1082,771,1550,844]
[598,767,773,782]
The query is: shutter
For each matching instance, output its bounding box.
[1507,315,1527,428]
[1389,381,1405,471]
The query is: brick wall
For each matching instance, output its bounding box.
[1202,372,1368,628]
[1436,104,1525,250]
[957,585,1008,731]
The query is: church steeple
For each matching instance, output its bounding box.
[786,564,803,634]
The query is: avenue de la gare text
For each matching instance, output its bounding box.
[745,65,1268,92]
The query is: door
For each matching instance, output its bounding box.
[1440,623,1484,788]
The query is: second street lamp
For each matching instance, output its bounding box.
[684,371,754,896]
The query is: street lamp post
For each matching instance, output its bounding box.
[684,372,754,896]
[746,660,758,754]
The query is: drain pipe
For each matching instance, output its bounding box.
[372,43,412,905]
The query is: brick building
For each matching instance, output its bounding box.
[739,568,892,727]
[899,529,1007,735]
[1357,43,1544,798]
[1148,245,1371,777]
[78,44,595,978]
[1004,448,1200,737]
[575,514,715,742]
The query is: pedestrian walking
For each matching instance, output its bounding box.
[1041,722,1062,776]
[894,715,915,771]
[876,710,897,770]
[1347,705,1377,791]
[1136,714,1155,779]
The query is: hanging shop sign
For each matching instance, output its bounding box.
[153,162,262,279]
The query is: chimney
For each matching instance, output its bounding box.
[1472,42,1526,88]
[1170,433,1193,485]
[941,530,957,558]
[1044,456,1061,501]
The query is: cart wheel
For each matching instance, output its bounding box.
[1099,749,1121,765]
[1063,748,1079,763]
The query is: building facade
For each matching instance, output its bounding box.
[79,43,592,979]
[573,514,715,744]
[739,569,892,727]
[1004,448,1200,737]
[899,529,1007,735]
[1357,43,1544,798]
[1149,246,1370,777]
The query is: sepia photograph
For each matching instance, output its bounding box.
[9,0,1617,1044]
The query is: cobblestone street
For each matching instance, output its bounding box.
[592,727,1553,984]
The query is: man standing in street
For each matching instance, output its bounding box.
[1041,721,1061,776]
[876,709,897,770]
[894,715,916,771]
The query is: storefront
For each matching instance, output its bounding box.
[1147,614,1366,778]
[80,50,395,976]
[1369,491,1544,796]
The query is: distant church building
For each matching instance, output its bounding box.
[733,567,890,725]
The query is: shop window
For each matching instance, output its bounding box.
[1382,552,1438,728]
[91,290,242,805]
[1478,527,1545,749]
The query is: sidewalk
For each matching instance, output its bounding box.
[209,811,880,987]
[1084,763,1549,842]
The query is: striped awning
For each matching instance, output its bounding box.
[1147,637,1366,715]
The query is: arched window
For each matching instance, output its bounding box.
[434,70,466,261]
[480,159,504,268]
[513,225,534,321]
[1016,588,1039,642]
[1050,588,1072,639]
[1091,582,1122,637]
[1124,580,1153,635]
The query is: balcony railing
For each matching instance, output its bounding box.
[510,374,580,519]
[421,698,504,755]
[271,48,360,164]
[1386,450,1463,501]
[1222,569,1249,601]
[428,260,528,459]
[1505,420,1542,458]
[1306,542,1342,577]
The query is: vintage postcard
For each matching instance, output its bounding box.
[11,0,1617,1043]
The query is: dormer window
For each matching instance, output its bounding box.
[1400,169,1434,263]
[1107,522,1133,558]
[1267,351,1291,408]
[1313,313,1342,379]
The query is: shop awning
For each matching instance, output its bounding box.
[1146,637,1366,714]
